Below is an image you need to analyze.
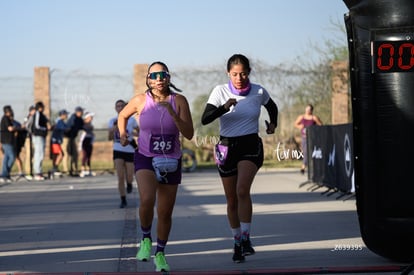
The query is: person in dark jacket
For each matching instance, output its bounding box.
[32,101,50,181]
[51,109,69,174]
[0,105,17,182]
[12,116,26,177]
[65,106,84,176]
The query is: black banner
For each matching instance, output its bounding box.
[306,123,354,193]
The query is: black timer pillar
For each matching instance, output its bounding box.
[344,0,414,262]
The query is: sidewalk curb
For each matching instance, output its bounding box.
[1,264,405,274]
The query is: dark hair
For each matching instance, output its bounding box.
[3,105,12,114]
[307,104,314,112]
[115,99,126,106]
[227,54,251,73]
[35,101,44,110]
[146,61,182,93]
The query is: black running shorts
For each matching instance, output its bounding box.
[217,133,263,177]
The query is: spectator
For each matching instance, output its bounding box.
[51,109,69,175]
[32,101,50,181]
[79,112,95,177]
[11,116,25,177]
[22,105,36,179]
[0,105,16,182]
[61,127,69,174]
[66,106,84,176]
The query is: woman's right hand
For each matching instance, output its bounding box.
[224,98,237,110]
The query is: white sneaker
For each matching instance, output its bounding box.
[53,171,62,177]
[34,175,45,181]
[79,171,85,178]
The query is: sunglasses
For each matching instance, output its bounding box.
[148,71,170,80]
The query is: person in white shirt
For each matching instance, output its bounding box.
[108,99,139,208]
[202,54,278,263]
[79,112,95,178]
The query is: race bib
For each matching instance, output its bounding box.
[150,134,175,154]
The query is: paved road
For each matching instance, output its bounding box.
[0,169,405,274]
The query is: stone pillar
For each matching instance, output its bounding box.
[33,67,52,175]
[33,67,51,118]
[133,64,149,94]
[331,61,349,124]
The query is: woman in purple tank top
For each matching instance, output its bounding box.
[117,62,194,272]
[294,104,322,174]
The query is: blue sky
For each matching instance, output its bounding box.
[0,0,349,77]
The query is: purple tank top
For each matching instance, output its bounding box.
[301,116,316,137]
[138,91,181,158]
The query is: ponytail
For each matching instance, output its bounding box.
[169,83,182,93]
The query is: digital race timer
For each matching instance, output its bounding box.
[373,40,414,72]
[372,29,414,73]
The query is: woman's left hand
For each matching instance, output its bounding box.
[265,120,276,134]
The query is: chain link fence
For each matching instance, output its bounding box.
[0,76,33,123]
[1,63,337,173]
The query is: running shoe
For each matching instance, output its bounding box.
[136,238,152,261]
[154,251,170,272]
[232,243,245,263]
[53,171,62,177]
[119,200,127,209]
[127,183,133,193]
[242,239,255,256]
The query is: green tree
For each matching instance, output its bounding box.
[191,93,219,137]
[188,93,220,163]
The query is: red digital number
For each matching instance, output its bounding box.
[376,41,414,72]
[398,43,414,70]
[377,43,394,71]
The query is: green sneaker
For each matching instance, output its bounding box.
[136,238,152,261]
[154,252,170,272]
